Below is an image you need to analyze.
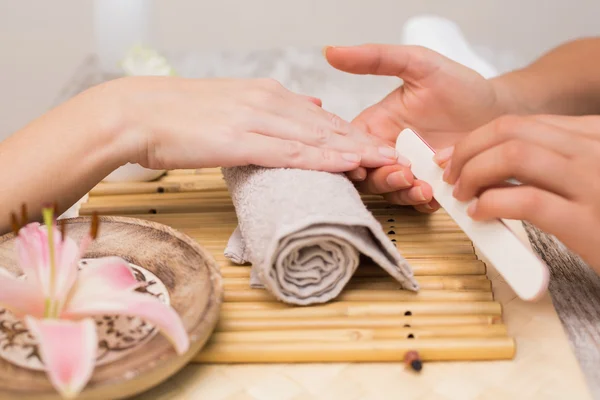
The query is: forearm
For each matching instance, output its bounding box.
[0,82,131,233]
[492,37,600,115]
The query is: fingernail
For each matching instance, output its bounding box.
[342,153,361,163]
[442,160,452,182]
[412,186,427,202]
[467,199,478,217]
[379,146,398,160]
[386,171,409,189]
[349,168,367,181]
[322,46,333,58]
[397,154,411,167]
[452,178,461,198]
[433,146,454,165]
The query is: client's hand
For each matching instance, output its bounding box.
[324,44,509,212]
[438,114,600,274]
[106,76,399,172]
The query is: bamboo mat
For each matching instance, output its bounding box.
[81,169,591,400]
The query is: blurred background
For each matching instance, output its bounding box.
[1,0,599,140]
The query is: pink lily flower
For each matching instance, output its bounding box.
[0,206,189,398]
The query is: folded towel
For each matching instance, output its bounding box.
[222,166,419,305]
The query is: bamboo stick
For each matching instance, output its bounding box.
[192,337,516,363]
[90,181,227,196]
[202,242,475,255]
[223,289,494,303]
[87,191,234,203]
[167,169,206,175]
[210,324,509,343]
[222,276,491,291]
[181,231,471,244]
[218,261,487,278]
[219,301,502,318]
[215,315,498,332]
[80,202,236,215]
[124,211,454,223]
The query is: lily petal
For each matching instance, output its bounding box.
[0,268,44,317]
[65,257,141,309]
[25,317,97,399]
[64,291,189,354]
[16,222,53,295]
[53,236,81,310]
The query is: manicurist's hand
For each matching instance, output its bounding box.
[324,44,510,212]
[112,76,399,172]
[436,114,600,274]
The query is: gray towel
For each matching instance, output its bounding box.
[222,166,419,305]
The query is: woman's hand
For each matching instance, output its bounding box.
[324,44,511,212]
[436,114,600,273]
[107,76,400,172]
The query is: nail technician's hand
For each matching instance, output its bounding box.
[437,114,600,273]
[111,76,398,172]
[324,44,507,212]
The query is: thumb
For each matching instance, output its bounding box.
[324,44,451,82]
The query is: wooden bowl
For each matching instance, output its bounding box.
[0,216,223,400]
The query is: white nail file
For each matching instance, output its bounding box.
[395,128,549,301]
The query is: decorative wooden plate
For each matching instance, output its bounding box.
[0,216,223,400]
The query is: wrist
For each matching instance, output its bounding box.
[489,69,539,116]
[82,79,145,168]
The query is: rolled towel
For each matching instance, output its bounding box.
[222,166,419,305]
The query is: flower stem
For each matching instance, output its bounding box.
[42,207,57,318]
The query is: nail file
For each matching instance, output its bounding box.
[395,128,549,301]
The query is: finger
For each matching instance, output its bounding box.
[453,140,575,202]
[445,115,599,184]
[276,88,394,147]
[469,185,587,245]
[236,134,361,172]
[299,95,323,107]
[347,167,367,182]
[251,111,402,169]
[356,165,413,194]
[323,44,447,81]
[532,114,600,138]
[414,203,438,214]
[383,180,433,205]
[428,198,441,211]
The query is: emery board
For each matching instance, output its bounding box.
[395,128,549,301]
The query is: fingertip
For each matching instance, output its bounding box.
[414,204,437,214]
[308,97,322,107]
[413,180,434,202]
[347,167,367,181]
[433,146,454,167]
[467,198,478,217]
[341,152,362,164]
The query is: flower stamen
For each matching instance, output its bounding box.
[20,203,28,226]
[10,212,20,235]
[90,212,99,239]
[42,207,57,318]
[59,220,66,242]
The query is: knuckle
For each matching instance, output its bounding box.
[500,140,526,164]
[493,115,522,137]
[459,162,478,185]
[257,78,283,91]
[516,188,542,217]
[320,148,333,162]
[328,113,344,131]
[284,140,304,161]
[313,126,331,145]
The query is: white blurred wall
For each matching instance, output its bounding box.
[1,0,599,139]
